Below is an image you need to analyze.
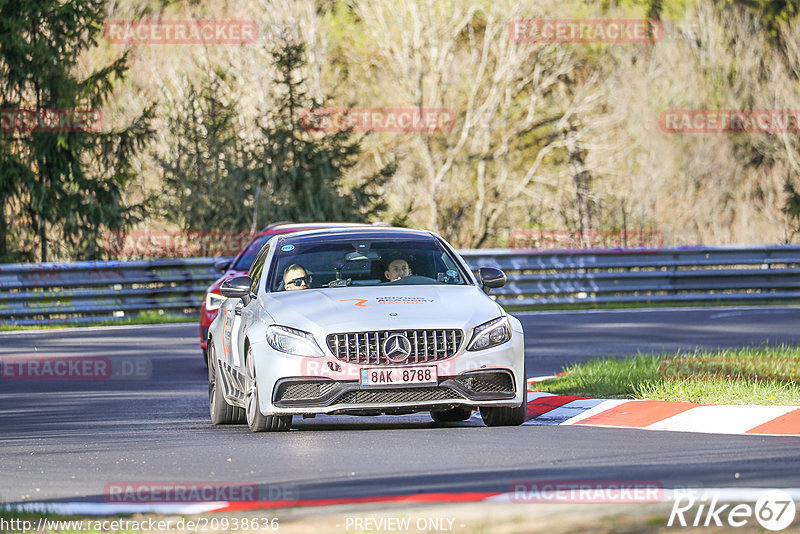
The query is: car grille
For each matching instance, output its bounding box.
[326,329,463,365]
[337,387,465,404]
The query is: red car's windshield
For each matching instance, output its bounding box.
[232,235,271,271]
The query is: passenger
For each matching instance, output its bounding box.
[283,264,310,291]
[384,258,412,282]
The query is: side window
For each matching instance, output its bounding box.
[248,244,270,295]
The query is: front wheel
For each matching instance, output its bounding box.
[481,363,527,427]
[480,401,526,427]
[244,346,292,432]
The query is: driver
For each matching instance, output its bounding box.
[283,264,310,291]
[384,258,412,282]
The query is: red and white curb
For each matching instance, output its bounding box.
[523,377,800,436]
[8,487,800,516]
[5,502,224,515]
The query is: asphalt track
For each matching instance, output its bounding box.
[1,306,800,504]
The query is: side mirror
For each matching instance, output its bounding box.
[478,267,506,294]
[220,275,253,305]
[214,259,232,273]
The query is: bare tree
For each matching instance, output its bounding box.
[351,0,604,247]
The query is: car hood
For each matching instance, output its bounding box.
[262,285,504,333]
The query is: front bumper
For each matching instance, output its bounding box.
[199,304,217,350]
[273,369,515,413]
[249,322,526,416]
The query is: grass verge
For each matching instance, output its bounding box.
[537,345,800,405]
[0,311,197,331]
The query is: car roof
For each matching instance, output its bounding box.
[273,226,436,244]
[257,222,373,236]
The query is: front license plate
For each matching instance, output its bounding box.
[360,366,437,386]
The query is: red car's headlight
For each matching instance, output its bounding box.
[205,292,226,311]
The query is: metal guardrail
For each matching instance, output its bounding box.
[461,246,800,307]
[1,245,800,326]
[0,258,221,326]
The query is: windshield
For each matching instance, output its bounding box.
[231,235,270,271]
[268,236,469,292]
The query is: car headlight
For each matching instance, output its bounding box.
[467,317,511,351]
[266,325,324,357]
[205,292,226,311]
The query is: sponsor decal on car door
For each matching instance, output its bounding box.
[232,302,244,367]
[221,305,243,367]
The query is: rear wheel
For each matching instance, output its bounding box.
[430,406,473,423]
[244,346,292,432]
[208,344,244,424]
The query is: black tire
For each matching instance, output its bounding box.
[430,406,473,423]
[480,401,526,427]
[208,344,245,424]
[244,346,292,432]
[480,362,528,427]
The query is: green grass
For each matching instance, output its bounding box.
[538,345,800,405]
[4,299,792,332]
[0,311,197,331]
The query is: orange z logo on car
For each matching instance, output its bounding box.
[340,298,371,308]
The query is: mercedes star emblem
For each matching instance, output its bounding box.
[383,334,412,362]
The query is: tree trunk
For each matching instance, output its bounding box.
[565,124,592,245]
[40,218,47,262]
[0,193,7,261]
[647,0,662,22]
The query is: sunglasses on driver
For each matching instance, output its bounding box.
[286,276,311,287]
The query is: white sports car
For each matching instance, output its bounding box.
[206,226,527,432]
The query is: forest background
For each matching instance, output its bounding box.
[2,0,799,262]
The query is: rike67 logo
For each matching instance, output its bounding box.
[669,490,796,531]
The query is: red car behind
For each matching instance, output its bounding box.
[200,222,372,358]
